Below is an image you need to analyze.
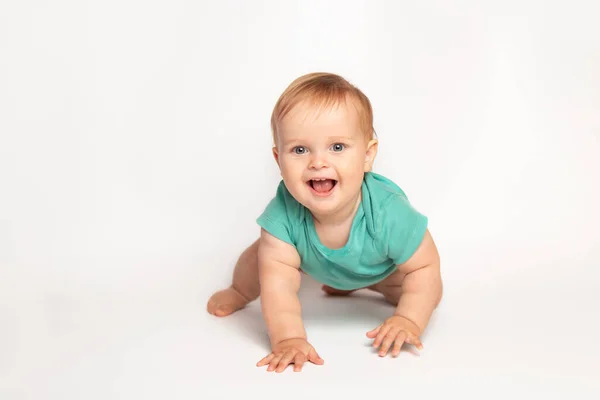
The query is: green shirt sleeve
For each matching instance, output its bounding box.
[256,181,296,246]
[381,194,428,265]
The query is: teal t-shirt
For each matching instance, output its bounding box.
[256,172,428,290]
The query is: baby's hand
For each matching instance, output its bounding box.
[366,315,423,357]
[256,338,324,372]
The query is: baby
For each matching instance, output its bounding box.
[207,72,442,372]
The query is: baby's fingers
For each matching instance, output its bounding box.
[293,353,307,372]
[407,334,424,350]
[373,324,392,348]
[267,354,283,372]
[308,348,324,365]
[390,332,422,356]
[391,331,408,357]
[406,334,423,350]
[366,325,382,338]
[256,353,274,367]
[275,350,297,373]
[379,328,404,357]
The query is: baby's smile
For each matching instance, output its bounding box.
[307,178,338,197]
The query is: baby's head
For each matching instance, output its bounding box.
[270,72,378,218]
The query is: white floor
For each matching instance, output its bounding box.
[2,266,599,400]
[2,1,600,398]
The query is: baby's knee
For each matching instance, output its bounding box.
[241,239,260,260]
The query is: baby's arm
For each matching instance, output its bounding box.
[367,229,442,357]
[394,228,442,333]
[256,228,324,372]
[257,228,305,345]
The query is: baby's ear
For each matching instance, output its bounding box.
[272,146,280,167]
[364,139,378,172]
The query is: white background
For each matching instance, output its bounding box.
[1,0,599,399]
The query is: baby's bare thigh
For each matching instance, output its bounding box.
[365,268,406,305]
[369,268,405,290]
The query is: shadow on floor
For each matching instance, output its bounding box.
[217,276,437,353]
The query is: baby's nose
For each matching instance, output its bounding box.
[309,154,328,169]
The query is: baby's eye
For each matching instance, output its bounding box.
[331,143,345,152]
[293,146,307,154]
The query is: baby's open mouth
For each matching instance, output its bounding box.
[308,179,337,194]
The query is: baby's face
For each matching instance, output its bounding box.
[273,101,377,218]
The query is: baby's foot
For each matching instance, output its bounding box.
[321,285,357,296]
[207,287,251,317]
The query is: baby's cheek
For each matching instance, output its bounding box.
[345,159,366,175]
[336,156,356,170]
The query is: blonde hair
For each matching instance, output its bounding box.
[270,72,375,146]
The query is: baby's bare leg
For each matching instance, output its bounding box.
[321,270,405,302]
[367,269,405,306]
[207,239,260,317]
